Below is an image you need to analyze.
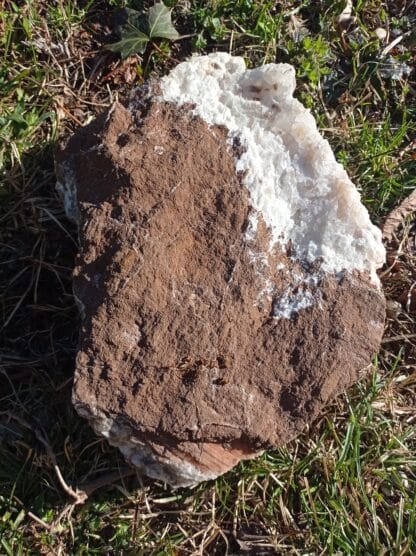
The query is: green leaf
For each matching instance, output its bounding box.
[106,27,149,58]
[148,2,179,40]
[106,8,149,58]
[105,3,179,58]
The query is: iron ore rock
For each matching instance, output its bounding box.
[56,53,386,486]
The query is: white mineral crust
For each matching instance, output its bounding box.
[160,52,385,284]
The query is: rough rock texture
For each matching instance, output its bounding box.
[56,54,386,487]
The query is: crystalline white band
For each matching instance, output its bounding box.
[160,52,385,283]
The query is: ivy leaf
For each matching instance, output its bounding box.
[106,3,179,59]
[106,11,149,58]
[148,2,179,40]
[106,31,149,58]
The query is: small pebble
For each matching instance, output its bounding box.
[375,27,387,40]
[386,299,401,318]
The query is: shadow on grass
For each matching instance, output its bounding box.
[0,145,138,545]
[0,143,244,554]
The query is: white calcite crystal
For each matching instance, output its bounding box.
[160,52,385,282]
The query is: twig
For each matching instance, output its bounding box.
[3,410,139,506]
[382,333,416,343]
[381,35,404,57]
[34,429,88,504]
[78,467,136,497]
[27,511,53,531]
[1,277,34,329]
[1,411,87,504]
[382,189,416,243]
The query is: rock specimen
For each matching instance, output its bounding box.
[56,53,386,487]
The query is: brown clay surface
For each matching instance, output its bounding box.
[57,94,385,482]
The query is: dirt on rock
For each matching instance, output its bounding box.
[56,93,386,485]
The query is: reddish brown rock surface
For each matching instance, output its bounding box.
[56,91,385,486]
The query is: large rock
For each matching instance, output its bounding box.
[56,53,386,487]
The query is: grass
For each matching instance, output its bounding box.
[1,0,415,553]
